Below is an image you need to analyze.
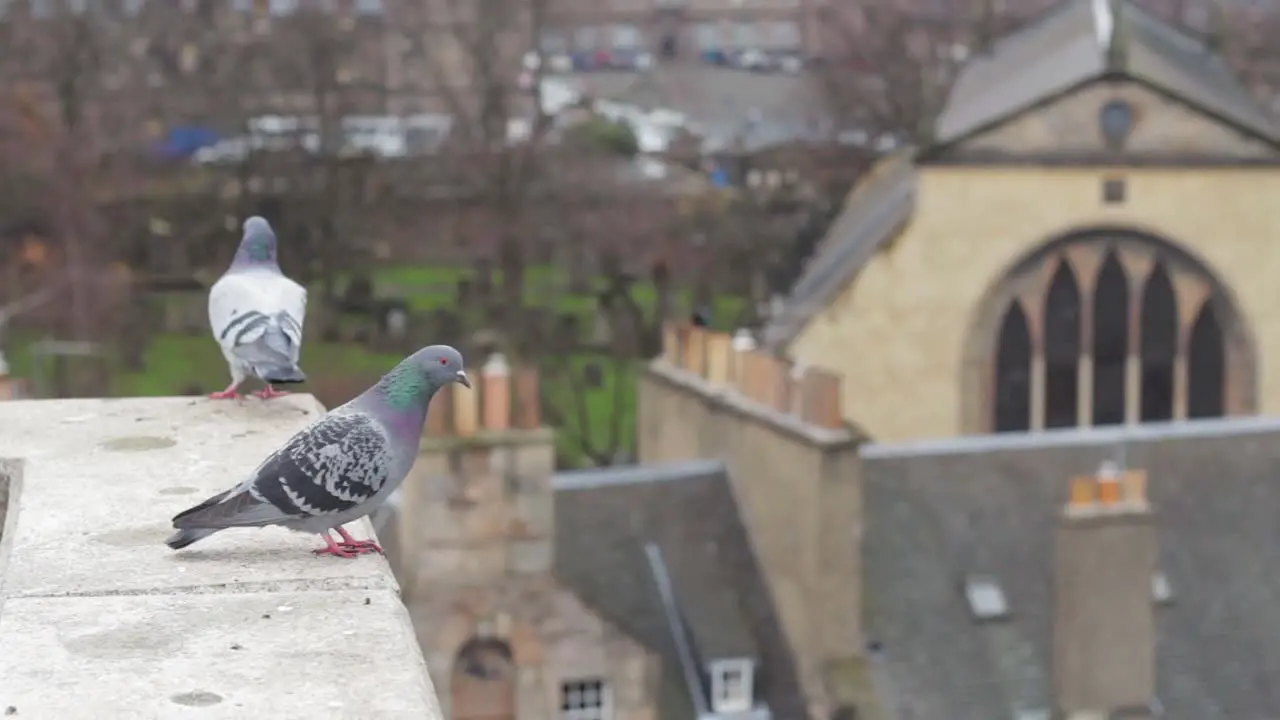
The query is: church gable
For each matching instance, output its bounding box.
[949,79,1279,161]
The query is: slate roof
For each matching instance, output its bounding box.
[937,0,1275,144]
[764,0,1277,351]
[860,418,1280,720]
[554,459,805,720]
[761,152,916,349]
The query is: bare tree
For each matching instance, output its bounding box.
[0,4,140,394]
[813,1,988,145]
[399,0,549,317]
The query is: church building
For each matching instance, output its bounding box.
[765,0,1280,443]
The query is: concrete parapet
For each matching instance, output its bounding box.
[0,395,441,719]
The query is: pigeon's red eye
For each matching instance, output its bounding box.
[438,358,448,365]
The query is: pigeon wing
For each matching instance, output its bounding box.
[208,271,308,361]
[172,412,391,530]
[208,272,260,354]
[270,274,307,363]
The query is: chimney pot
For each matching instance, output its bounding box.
[705,331,732,384]
[1122,471,1147,505]
[512,366,542,429]
[483,352,510,376]
[1069,476,1097,508]
[662,322,681,364]
[1097,475,1122,505]
[481,353,511,431]
[425,384,454,436]
[453,376,479,436]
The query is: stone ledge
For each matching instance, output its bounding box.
[0,395,441,719]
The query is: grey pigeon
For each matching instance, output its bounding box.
[165,345,471,557]
[208,216,308,400]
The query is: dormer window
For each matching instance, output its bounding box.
[709,658,754,714]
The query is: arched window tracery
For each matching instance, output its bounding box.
[987,233,1245,432]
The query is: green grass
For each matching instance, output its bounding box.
[6,263,748,467]
[362,263,748,330]
[539,352,640,468]
[6,328,638,468]
[111,333,403,397]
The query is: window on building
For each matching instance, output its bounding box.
[693,22,719,51]
[575,26,600,51]
[1188,302,1225,418]
[355,0,382,14]
[765,20,801,49]
[993,301,1031,432]
[1140,262,1177,422]
[1043,262,1081,429]
[612,24,642,50]
[540,28,568,54]
[453,638,516,720]
[1092,252,1128,426]
[1102,177,1126,204]
[269,0,295,14]
[561,678,610,720]
[733,21,758,49]
[709,659,754,714]
[987,234,1238,433]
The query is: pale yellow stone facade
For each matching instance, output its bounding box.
[789,80,1280,443]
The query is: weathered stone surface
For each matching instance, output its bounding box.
[0,396,441,719]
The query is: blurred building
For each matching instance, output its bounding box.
[767,0,1280,442]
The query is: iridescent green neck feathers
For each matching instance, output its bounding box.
[376,362,436,411]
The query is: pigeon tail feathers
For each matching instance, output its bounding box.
[237,312,306,384]
[165,527,219,550]
[255,363,307,384]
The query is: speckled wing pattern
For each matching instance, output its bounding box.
[247,412,391,518]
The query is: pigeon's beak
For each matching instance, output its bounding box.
[455,370,471,389]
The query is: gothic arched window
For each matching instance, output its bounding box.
[1188,303,1225,419]
[993,301,1032,432]
[1091,252,1129,426]
[1140,262,1177,422]
[1043,262,1081,429]
[981,231,1248,432]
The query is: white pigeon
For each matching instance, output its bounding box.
[207,216,308,400]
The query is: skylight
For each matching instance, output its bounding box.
[964,575,1010,621]
[1152,572,1174,605]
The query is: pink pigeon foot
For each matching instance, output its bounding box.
[335,526,384,555]
[209,383,241,400]
[313,532,358,559]
[254,385,290,399]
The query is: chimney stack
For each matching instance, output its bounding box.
[1052,463,1157,719]
[395,354,555,601]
